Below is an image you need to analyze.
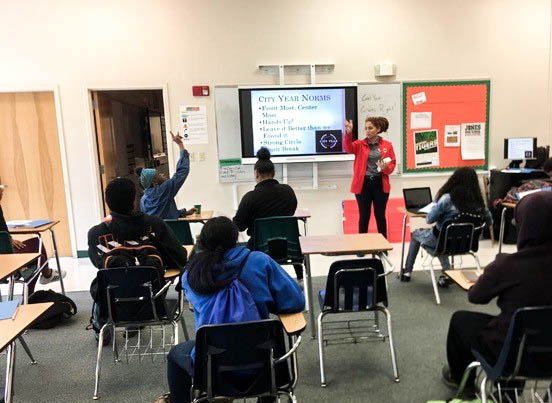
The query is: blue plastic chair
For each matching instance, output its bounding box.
[317,259,399,387]
[456,306,552,402]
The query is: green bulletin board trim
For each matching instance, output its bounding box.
[402,80,490,174]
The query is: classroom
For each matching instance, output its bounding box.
[1,1,552,402]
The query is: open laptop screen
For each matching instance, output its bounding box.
[403,187,433,211]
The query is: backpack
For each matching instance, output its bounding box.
[27,289,77,329]
[204,251,261,326]
[102,244,163,270]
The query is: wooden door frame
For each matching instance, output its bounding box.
[0,85,77,257]
[83,84,173,221]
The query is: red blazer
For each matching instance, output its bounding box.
[344,133,396,194]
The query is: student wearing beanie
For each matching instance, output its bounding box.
[232,147,303,282]
[137,131,195,219]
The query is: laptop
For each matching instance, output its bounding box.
[403,187,433,214]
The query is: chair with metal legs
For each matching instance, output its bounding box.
[317,258,399,387]
[191,319,303,403]
[421,213,486,305]
[93,266,186,400]
[456,306,552,402]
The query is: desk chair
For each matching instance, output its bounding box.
[317,259,399,387]
[93,266,186,400]
[253,216,304,278]
[164,219,194,245]
[191,319,303,403]
[456,306,552,403]
[421,213,485,305]
[0,231,42,304]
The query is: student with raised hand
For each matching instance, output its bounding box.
[401,167,492,282]
[344,117,396,238]
[157,216,304,403]
[442,192,552,395]
[137,131,195,219]
[232,147,302,282]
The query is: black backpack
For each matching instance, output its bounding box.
[27,289,77,329]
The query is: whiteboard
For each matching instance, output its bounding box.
[215,82,402,182]
[357,82,402,173]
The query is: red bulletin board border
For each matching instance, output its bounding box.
[402,80,490,173]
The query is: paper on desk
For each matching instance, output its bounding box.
[6,220,32,226]
[516,187,552,200]
[0,300,20,321]
[418,202,436,214]
[410,112,432,129]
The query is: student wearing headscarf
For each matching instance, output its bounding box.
[137,131,195,219]
[442,191,552,391]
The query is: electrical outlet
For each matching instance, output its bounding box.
[199,152,206,162]
[189,152,196,162]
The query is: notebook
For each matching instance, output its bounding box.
[0,300,20,321]
[7,219,52,228]
[403,187,433,214]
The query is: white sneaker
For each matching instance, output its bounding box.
[39,269,67,285]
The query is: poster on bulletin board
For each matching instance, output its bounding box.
[402,80,490,173]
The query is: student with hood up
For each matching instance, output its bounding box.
[442,191,552,393]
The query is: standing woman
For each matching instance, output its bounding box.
[344,117,396,238]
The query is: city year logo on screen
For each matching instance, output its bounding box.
[315,130,343,153]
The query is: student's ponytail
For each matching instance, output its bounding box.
[186,217,239,294]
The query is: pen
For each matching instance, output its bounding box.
[12,306,18,321]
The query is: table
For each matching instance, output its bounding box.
[1,302,53,403]
[180,210,213,224]
[397,207,427,276]
[498,202,517,254]
[299,233,394,338]
[9,221,66,295]
[444,269,480,291]
[294,208,311,235]
[0,253,41,300]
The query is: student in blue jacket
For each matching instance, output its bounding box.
[137,131,195,219]
[157,216,305,403]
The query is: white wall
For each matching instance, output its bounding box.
[1,0,551,251]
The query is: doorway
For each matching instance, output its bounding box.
[90,89,168,215]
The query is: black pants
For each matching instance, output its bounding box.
[355,175,390,237]
[447,311,496,383]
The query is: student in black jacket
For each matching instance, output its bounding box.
[232,148,301,281]
[442,192,552,393]
[87,178,188,270]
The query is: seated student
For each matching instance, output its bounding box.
[137,131,195,219]
[442,191,552,393]
[88,177,188,269]
[0,182,65,293]
[232,148,302,282]
[493,157,552,206]
[157,216,304,403]
[87,177,188,341]
[401,167,492,282]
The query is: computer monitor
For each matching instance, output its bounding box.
[504,137,537,160]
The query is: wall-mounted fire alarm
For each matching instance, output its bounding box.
[192,86,210,96]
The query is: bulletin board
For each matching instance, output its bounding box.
[402,80,490,173]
